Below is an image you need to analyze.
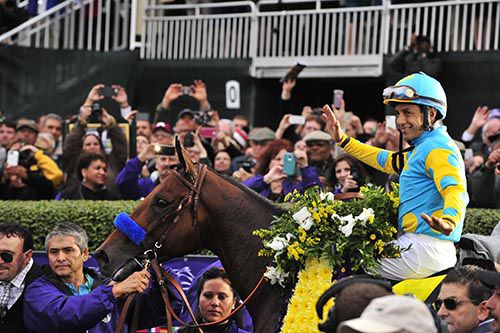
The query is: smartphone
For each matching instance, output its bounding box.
[182,86,192,95]
[199,127,218,139]
[280,62,306,83]
[333,89,344,109]
[183,132,194,147]
[283,152,296,176]
[289,115,305,125]
[98,86,118,98]
[6,150,19,166]
[385,115,397,131]
[464,148,473,161]
[154,145,175,156]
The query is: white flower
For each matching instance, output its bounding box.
[265,236,289,252]
[264,266,289,287]
[337,214,357,237]
[356,208,375,226]
[320,191,335,202]
[293,207,314,231]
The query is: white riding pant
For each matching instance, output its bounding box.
[368,233,457,281]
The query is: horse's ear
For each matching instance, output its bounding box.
[175,135,198,180]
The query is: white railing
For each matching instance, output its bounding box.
[0,0,130,51]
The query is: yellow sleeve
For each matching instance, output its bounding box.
[34,150,64,188]
[339,134,407,175]
[425,148,468,228]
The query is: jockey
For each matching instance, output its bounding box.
[322,72,469,281]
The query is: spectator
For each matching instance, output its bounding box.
[57,152,119,200]
[154,80,211,124]
[136,117,152,139]
[303,130,336,186]
[186,133,210,166]
[331,155,370,194]
[0,223,42,332]
[0,120,16,148]
[151,122,174,145]
[337,295,438,333]
[214,151,232,175]
[15,119,38,146]
[243,139,321,201]
[62,85,128,195]
[232,127,276,180]
[23,222,166,333]
[213,119,244,158]
[40,113,63,164]
[436,265,494,333]
[116,143,179,199]
[177,267,251,333]
[276,114,325,144]
[136,134,150,156]
[468,138,500,208]
[478,270,500,333]
[362,118,379,139]
[389,34,442,79]
[461,107,500,157]
[232,115,249,133]
[0,140,56,199]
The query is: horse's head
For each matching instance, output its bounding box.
[95,139,211,276]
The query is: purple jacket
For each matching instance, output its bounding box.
[115,157,157,199]
[243,166,321,199]
[23,268,167,333]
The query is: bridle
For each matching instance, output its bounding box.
[114,163,265,333]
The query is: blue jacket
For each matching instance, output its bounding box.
[243,166,321,199]
[115,157,157,199]
[23,267,167,333]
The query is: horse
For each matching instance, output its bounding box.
[95,142,284,333]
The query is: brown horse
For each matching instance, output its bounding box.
[95,143,284,332]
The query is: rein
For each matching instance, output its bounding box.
[114,163,266,332]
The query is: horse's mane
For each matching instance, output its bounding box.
[211,168,284,216]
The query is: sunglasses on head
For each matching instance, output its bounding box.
[383,85,446,107]
[306,141,329,148]
[434,298,480,310]
[0,252,14,263]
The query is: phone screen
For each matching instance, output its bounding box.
[283,152,296,176]
[333,89,344,109]
[7,150,19,166]
[385,115,397,131]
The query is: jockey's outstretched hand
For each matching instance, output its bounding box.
[420,213,453,236]
[322,105,345,143]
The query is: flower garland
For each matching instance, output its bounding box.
[280,257,334,333]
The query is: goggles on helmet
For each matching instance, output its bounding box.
[383,85,446,108]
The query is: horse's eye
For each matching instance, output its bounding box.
[156,198,169,208]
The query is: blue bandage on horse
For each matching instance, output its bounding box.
[114,212,146,246]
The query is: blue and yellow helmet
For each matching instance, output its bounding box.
[383,72,447,119]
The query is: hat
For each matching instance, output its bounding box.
[478,270,500,288]
[489,108,500,120]
[248,127,275,142]
[16,119,38,133]
[303,130,332,143]
[337,295,437,333]
[152,122,173,134]
[233,127,248,149]
[178,109,195,119]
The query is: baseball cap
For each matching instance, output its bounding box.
[337,295,437,333]
[248,127,275,142]
[16,119,38,133]
[478,270,500,288]
[303,130,332,143]
[152,122,173,134]
[178,109,195,119]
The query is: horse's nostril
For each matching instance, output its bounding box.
[93,249,110,265]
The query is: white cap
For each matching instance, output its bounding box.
[337,295,437,333]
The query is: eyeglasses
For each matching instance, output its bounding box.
[434,298,480,310]
[306,141,329,148]
[383,85,446,107]
[0,252,14,263]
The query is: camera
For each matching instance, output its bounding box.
[193,110,211,126]
[348,165,361,192]
[237,159,255,173]
[181,86,192,95]
[89,103,102,123]
[183,132,194,147]
[154,145,175,156]
[98,86,118,98]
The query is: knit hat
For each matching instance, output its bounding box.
[233,127,249,149]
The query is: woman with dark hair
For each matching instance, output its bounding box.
[178,267,251,333]
[330,155,369,194]
[243,139,321,201]
[56,152,119,200]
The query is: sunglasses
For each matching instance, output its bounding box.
[383,85,446,107]
[0,252,14,263]
[306,141,329,148]
[434,298,480,310]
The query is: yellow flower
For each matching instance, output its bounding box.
[312,212,321,222]
[368,216,375,224]
[298,228,307,243]
[287,242,305,261]
[340,267,346,273]
[370,234,377,241]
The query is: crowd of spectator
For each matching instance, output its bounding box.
[0,75,498,208]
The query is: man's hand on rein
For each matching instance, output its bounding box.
[111,269,151,298]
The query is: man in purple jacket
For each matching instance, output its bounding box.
[116,143,179,199]
[23,222,167,333]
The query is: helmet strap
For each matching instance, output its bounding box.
[421,105,433,131]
